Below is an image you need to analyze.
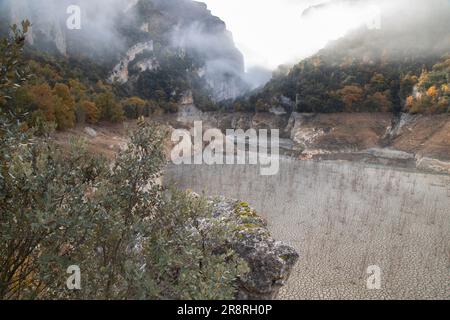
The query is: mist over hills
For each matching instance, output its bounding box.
[235,0,450,115]
[0,0,249,103]
[0,0,448,114]
[303,0,450,59]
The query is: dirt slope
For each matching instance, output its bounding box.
[391,114,450,161]
[53,112,450,173]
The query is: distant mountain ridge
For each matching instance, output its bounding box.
[235,0,450,115]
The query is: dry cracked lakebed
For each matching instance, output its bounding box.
[165,159,450,300]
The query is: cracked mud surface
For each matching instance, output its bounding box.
[166,160,450,300]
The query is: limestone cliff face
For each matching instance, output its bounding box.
[2,0,129,63]
[5,0,67,55]
[123,0,248,101]
[161,109,450,173]
[205,72,248,102]
[109,41,156,84]
[1,0,248,102]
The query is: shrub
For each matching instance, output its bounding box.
[28,83,57,122]
[1,23,247,300]
[53,83,76,130]
[79,100,99,124]
[0,120,247,299]
[0,21,30,108]
[95,92,124,123]
[122,96,146,119]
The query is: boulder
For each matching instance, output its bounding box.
[210,198,299,300]
[416,157,450,174]
[84,127,97,138]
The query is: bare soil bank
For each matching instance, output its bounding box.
[158,111,450,173]
[54,112,450,169]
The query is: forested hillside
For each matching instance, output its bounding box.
[0,0,249,132]
[1,0,449,135]
[234,0,450,115]
[238,50,450,114]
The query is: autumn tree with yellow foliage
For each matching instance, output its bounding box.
[338,85,364,112]
[404,55,450,114]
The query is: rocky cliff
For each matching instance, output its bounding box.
[210,198,299,300]
[159,106,450,174]
[0,0,248,102]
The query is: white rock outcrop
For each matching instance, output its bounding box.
[109,41,154,84]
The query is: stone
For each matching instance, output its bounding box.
[210,198,299,300]
[416,157,450,174]
[269,106,287,116]
[84,127,97,138]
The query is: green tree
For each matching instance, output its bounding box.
[95,92,124,123]
[364,91,393,112]
[161,100,179,114]
[399,73,418,101]
[368,73,387,93]
[28,83,56,123]
[53,83,76,130]
[255,99,269,112]
[122,96,146,119]
[79,100,100,124]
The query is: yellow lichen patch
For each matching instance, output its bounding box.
[234,202,258,218]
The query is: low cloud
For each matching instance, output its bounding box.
[4,0,136,59]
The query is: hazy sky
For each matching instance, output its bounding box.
[200,0,383,70]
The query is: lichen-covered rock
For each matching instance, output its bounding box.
[210,198,299,300]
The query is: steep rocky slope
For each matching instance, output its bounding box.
[157,105,450,173]
[53,108,450,174]
[0,0,248,103]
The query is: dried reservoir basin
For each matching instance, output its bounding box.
[165,159,450,300]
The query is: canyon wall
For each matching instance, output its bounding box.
[1,0,249,101]
[165,108,450,174]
